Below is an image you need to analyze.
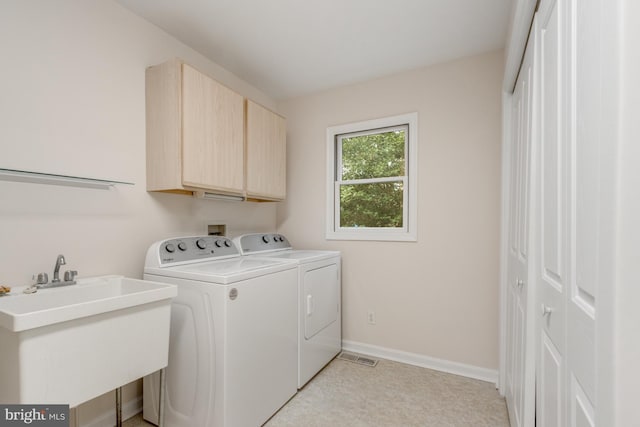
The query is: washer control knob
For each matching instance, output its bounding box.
[262,235,270,243]
[165,243,176,253]
[196,239,207,250]
[178,242,187,251]
[215,240,223,248]
[224,240,232,247]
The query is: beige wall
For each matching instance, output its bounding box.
[0,0,277,424]
[277,50,504,371]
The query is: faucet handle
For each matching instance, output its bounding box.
[64,270,78,282]
[36,272,49,285]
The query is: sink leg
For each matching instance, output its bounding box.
[116,386,122,427]
[158,368,166,427]
[72,407,80,427]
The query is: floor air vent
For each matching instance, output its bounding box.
[337,351,379,367]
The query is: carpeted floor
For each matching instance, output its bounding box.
[125,356,509,427]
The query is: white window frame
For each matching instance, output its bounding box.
[326,112,418,241]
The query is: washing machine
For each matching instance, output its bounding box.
[142,235,298,427]
[234,233,341,388]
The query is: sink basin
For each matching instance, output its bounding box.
[0,275,177,407]
[0,275,177,332]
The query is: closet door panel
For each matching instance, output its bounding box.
[505,38,535,427]
[567,0,597,418]
[537,0,568,424]
[505,70,523,427]
[540,331,563,426]
[540,4,565,294]
[570,375,595,427]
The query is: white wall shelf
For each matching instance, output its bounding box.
[0,168,134,189]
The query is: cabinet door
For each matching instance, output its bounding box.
[182,64,244,194]
[245,100,286,200]
[145,59,183,192]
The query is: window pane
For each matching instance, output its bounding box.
[340,128,405,180]
[340,181,403,228]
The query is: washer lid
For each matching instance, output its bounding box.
[144,257,296,284]
[251,250,341,264]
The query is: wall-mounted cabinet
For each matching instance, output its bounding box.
[245,100,286,201]
[146,59,245,197]
[145,59,287,202]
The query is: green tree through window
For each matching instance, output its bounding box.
[338,127,406,228]
[327,112,417,241]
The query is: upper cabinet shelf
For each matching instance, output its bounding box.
[0,168,134,189]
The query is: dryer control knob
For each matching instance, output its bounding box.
[215,240,223,248]
[262,235,270,243]
[196,239,207,249]
[165,243,176,253]
[224,240,232,247]
[178,242,187,251]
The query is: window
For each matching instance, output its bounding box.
[326,113,417,241]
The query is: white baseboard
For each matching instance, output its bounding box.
[81,396,142,427]
[341,340,499,385]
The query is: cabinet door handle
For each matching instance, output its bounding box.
[541,304,553,316]
[517,279,524,288]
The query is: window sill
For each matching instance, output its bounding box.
[326,230,417,242]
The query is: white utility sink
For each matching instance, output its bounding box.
[0,275,177,407]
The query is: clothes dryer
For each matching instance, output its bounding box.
[142,235,297,427]
[234,233,341,388]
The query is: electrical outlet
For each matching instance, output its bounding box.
[367,310,376,325]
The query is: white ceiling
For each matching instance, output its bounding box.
[116,0,512,100]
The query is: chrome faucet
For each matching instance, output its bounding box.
[52,254,66,283]
[34,254,77,289]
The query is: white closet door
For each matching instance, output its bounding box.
[505,37,535,427]
[536,0,567,424]
[567,0,597,424]
[535,0,597,425]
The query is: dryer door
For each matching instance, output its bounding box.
[304,263,339,339]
